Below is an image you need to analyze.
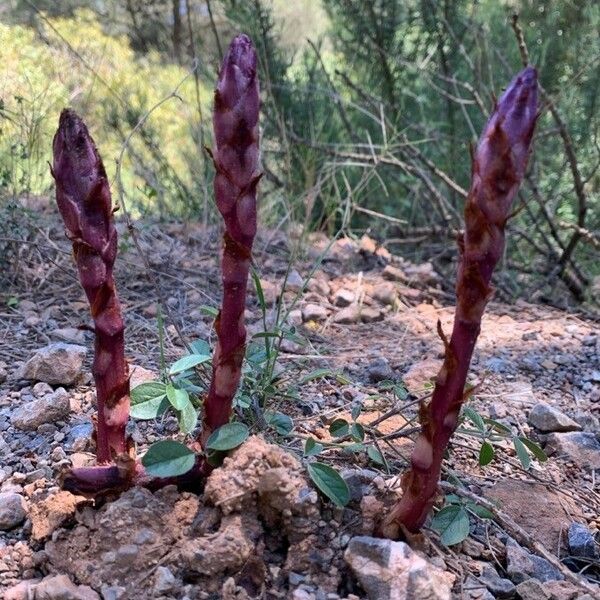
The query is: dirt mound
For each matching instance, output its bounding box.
[42,437,354,599]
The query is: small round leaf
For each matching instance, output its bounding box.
[141,440,196,478]
[206,422,249,451]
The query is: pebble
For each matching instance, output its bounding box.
[545,432,600,470]
[478,563,516,598]
[514,578,551,600]
[372,282,396,306]
[11,388,71,431]
[567,522,597,559]
[0,492,27,530]
[332,289,355,307]
[35,575,100,600]
[505,539,563,583]
[302,304,328,322]
[360,307,383,323]
[528,403,581,433]
[366,357,393,383]
[382,265,406,282]
[16,342,87,385]
[333,306,360,324]
[154,566,176,593]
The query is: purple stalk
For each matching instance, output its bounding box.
[383,67,538,534]
[199,34,261,447]
[52,110,131,465]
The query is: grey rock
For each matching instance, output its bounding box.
[568,523,597,559]
[333,305,361,324]
[505,539,563,583]
[341,469,378,502]
[463,575,494,600]
[32,382,53,397]
[332,288,355,307]
[478,564,516,598]
[360,307,383,323]
[545,432,600,469]
[514,579,550,600]
[372,283,396,306]
[0,492,26,530]
[528,403,581,433]
[367,357,392,383]
[17,343,86,385]
[286,269,304,293]
[50,327,86,344]
[11,388,70,431]
[35,575,100,600]
[382,265,406,282]
[344,536,454,600]
[154,566,176,593]
[100,586,126,600]
[302,304,328,322]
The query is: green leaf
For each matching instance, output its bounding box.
[518,437,548,462]
[190,339,211,355]
[431,505,470,546]
[304,437,324,457]
[177,398,198,434]
[467,503,494,520]
[342,443,365,453]
[483,418,512,434]
[350,422,365,442]
[169,354,211,375]
[329,418,349,438]
[206,422,249,451]
[351,403,362,421]
[130,382,167,419]
[251,268,267,312]
[166,384,190,411]
[367,446,385,466]
[463,407,486,432]
[300,368,335,384]
[200,305,219,318]
[479,441,495,466]
[513,437,531,470]
[306,462,350,507]
[141,440,196,478]
[265,411,294,435]
[246,342,268,364]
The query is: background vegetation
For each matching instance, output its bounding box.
[0,0,598,304]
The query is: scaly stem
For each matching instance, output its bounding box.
[52,109,131,464]
[200,34,261,446]
[383,67,538,535]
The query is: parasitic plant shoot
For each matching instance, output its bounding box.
[383,67,538,535]
[200,34,261,447]
[52,109,132,489]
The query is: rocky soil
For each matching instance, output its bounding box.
[0,217,599,599]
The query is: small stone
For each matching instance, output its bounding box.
[505,539,563,583]
[332,289,355,307]
[567,522,597,559]
[333,305,361,324]
[478,564,516,599]
[344,536,454,600]
[35,575,100,600]
[382,265,406,282]
[17,343,87,385]
[50,327,86,344]
[32,382,53,397]
[404,261,437,284]
[541,359,556,371]
[286,270,304,293]
[372,282,396,306]
[360,307,383,323]
[544,580,590,600]
[463,574,494,599]
[528,404,581,433]
[403,359,440,394]
[129,365,157,390]
[367,357,393,383]
[302,304,328,322]
[154,566,176,593]
[545,432,600,470]
[514,579,551,600]
[0,492,27,530]
[11,388,70,431]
